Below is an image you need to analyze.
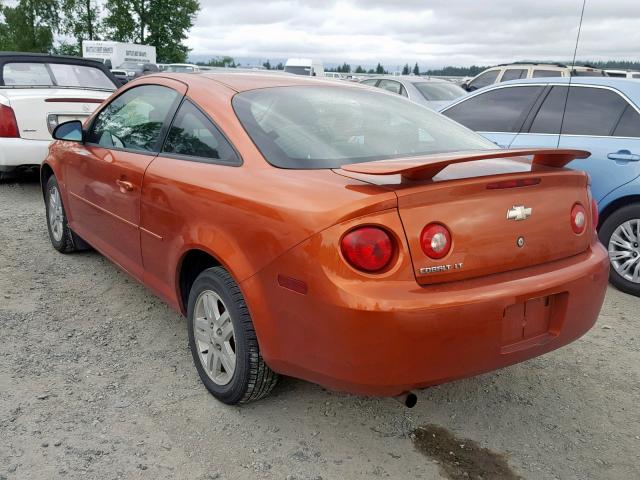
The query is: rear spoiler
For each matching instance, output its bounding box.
[340,148,590,181]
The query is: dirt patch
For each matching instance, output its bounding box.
[412,424,521,480]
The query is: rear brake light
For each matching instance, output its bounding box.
[420,223,451,259]
[340,227,394,272]
[0,104,19,138]
[571,203,587,235]
[486,178,541,189]
[591,199,599,231]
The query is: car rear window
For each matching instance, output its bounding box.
[2,62,115,89]
[233,86,494,169]
[414,82,466,101]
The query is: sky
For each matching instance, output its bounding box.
[186,0,640,68]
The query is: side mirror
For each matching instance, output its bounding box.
[53,120,83,142]
[104,59,112,69]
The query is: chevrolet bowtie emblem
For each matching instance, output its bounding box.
[506,205,532,221]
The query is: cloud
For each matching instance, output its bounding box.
[186,0,640,67]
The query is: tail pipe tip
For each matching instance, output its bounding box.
[394,391,418,408]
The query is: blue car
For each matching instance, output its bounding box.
[441,77,640,296]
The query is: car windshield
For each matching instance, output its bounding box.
[413,82,466,101]
[2,62,115,89]
[233,86,494,169]
[284,66,312,76]
[119,62,145,71]
[165,65,195,72]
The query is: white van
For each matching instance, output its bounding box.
[284,58,324,77]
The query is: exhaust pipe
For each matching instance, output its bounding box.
[394,391,418,408]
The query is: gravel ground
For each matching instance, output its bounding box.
[1,179,639,480]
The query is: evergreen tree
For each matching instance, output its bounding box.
[375,63,385,74]
[413,62,420,75]
[402,63,410,75]
[262,59,271,70]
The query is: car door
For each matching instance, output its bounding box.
[553,86,640,202]
[63,80,186,279]
[139,99,242,304]
[442,85,545,148]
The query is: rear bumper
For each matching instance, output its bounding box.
[0,137,51,169]
[242,241,609,397]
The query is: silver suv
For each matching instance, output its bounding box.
[463,63,606,92]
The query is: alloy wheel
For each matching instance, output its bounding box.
[608,219,640,283]
[193,290,236,385]
[48,185,64,242]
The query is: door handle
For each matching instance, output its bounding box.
[116,179,134,192]
[607,150,640,162]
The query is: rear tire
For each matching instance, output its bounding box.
[599,203,640,297]
[187,266,279,404]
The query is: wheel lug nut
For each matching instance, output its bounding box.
[216,329,222,335]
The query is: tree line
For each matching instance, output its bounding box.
[0,0,200,63]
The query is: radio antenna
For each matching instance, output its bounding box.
[558,0,587,147]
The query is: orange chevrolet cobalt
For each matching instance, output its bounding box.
[41,73,609,405]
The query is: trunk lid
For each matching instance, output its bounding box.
[1,88,110,140]
[337,149,594,284]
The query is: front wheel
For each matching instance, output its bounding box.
[45,175,77,253]
[599,204,640,297]
[187,266,279,404]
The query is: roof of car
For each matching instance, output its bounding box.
[179,71,359,92]
[480,76,640,98]
[363,75,451,84]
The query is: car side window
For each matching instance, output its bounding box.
[443,86,544,133]
[532,70,562,78]
[529,86,567,134]
[361,79,378,86]
[467,70,499,90]
[613,105,640,138]
[87,85,179,152]
[163,100,240,164]
[561,87,628,136]
[500,69,527,82]
[378,80,402,95]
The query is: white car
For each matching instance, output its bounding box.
[605,69,640,79]
[0,53,119,179]
[163,63,201,73]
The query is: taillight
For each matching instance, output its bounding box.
[571,203,587,235]
[340,227,394,272]
[591,199,599,231]
[0,104,19,138]
[420,223,452,259]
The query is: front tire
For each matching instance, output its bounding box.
[45,175,77,253]
[187,267,278,404]
[599,204,640,297]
